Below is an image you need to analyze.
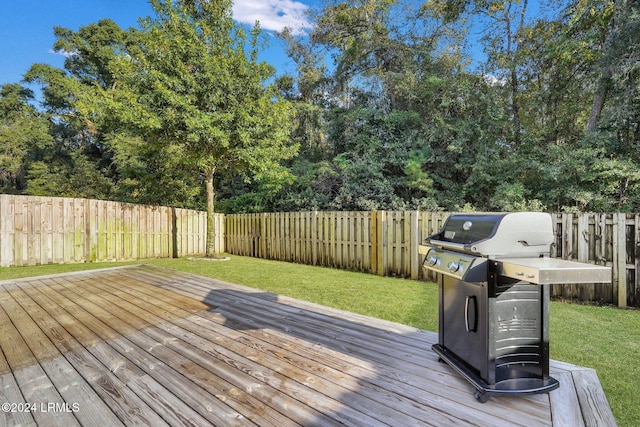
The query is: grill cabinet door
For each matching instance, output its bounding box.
[440,276,488,381]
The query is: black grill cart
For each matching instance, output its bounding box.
[419,213,611,402]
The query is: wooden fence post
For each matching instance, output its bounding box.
[563,213,576,299]
[376,211,388,276]
[576,213,594,301]
[370,211,378,274]
[84,198,92,262]
[311,211,318,266]
[0,195,12,267]
[614,213,628,308]
[410,211,420,280]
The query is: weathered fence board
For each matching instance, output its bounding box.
[0,195,219,267]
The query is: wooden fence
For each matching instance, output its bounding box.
[225,211,640,309]
[2,196,638,308]
[0,194,224,267]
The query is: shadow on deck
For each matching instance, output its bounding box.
[0,265,616,426]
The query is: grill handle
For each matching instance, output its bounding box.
[465,296,478,332]
[425,239,475,253]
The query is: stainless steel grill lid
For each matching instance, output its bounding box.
[426,212,554,258]
[420,212,612,284]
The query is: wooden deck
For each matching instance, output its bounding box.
[0,265,616,427]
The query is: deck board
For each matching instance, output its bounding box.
[0,264,616,426]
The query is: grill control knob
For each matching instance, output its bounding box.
[427,256,439,266]
[447,261,460,273]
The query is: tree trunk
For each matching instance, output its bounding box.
[586,66,613,133]
[503,0,527,146]
[586,1,620,134]
[510,66,521,145]
[205,171,217,258]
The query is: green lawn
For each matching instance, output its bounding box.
[1,255,638,427]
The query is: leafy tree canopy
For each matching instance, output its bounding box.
[5,0,640,214]
[0,84,54,193]
[77,0,297,255]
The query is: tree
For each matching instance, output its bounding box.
[568,0,640,133]
[529,0,640,210]
[78,0,296,256]
[312,0,405,101]
[277,27,331,161]
[326,106,437,210]
[24,20,202,207]
[426,0,535,146]
[23,22,128,201]
[0,84,53,193]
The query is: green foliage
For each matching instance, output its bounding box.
[73,0,296,254]
[25,154,114,199]
[104,132,203,208]
[0,84,54,193]
[327,107,436,210]
[87,0,297,177]
[23,22,140,203]
[6,0,640,214]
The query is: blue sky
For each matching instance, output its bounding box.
[1,0,555,91]
[0,0,317,88]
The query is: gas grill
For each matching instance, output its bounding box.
[419,212,611,402]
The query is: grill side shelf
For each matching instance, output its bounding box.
[492,258,612,285]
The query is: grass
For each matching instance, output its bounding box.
[1,255,638,427]
[549,302,640,427]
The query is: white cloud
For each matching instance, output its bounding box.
[483,74,506,86]
[49,48,78,58]
[232,0,313,34]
